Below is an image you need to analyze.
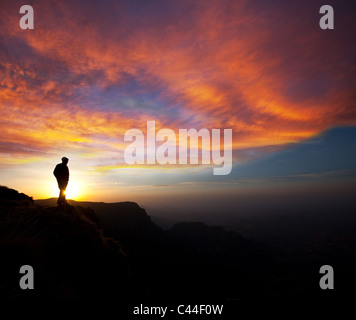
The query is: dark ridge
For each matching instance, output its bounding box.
[0,186,34,207]
[2,187,352,311]
[0,189,130,303]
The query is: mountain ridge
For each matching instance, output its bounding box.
[3,186,354,307]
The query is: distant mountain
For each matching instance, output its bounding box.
[167,221,245,251]
[3,186,354,307]
[33,195,275,303]
[35,198,163,254]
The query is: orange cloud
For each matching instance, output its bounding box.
[1,0,355,171]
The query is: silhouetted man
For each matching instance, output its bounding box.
[53,157,69,206]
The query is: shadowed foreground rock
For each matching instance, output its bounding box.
[2,186,350,314]
[0,186,129,302]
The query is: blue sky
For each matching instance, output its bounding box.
[0,0,355,210]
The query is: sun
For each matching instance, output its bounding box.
[64,180,80,199]
[50,179,85,200]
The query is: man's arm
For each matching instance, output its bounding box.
[53,164,58,177]
[65,166,69,181]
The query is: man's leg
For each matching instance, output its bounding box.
[58,188,66,205]
[61,188,67,204]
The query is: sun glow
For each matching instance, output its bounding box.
[51,180,82,200]
[64,180,81,199]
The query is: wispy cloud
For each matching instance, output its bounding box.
[1,0,356,174]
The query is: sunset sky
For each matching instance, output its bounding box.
[1,0,356,210]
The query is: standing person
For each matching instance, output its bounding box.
[53,157,69,207]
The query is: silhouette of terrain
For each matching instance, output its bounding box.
[0,187,129,303]
[34,198,275,302]
[1,187,354,315]
[34,196,355,304]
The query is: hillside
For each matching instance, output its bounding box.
[4,188,273,306]
[35,198,164,254]
[0,186,129,302]
[2,187,352,313]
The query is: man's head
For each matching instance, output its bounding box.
[61,157,69,165]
